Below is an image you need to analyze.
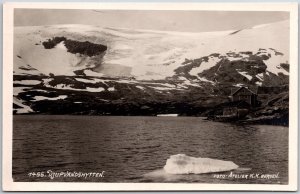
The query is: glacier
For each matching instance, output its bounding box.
[14,20,289,80]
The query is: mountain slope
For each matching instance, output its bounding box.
[14,20,289,79]
[13,20,289,116]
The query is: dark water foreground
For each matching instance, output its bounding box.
[13,115,288,184]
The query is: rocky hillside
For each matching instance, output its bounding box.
[13,20,289,123]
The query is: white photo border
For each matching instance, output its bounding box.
[2,2,298,191]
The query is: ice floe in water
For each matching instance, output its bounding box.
[143,154,249,182]
[163,154,239,174]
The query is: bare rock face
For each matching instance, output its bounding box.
[42,36,107,57]
[173,49,288,88]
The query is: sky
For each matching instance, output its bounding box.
[14,9,289,32]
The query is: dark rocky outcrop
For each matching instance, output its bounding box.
[43,36,107,57]
[42,37,67,49]
[172,50,289,88]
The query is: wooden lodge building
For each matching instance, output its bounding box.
[212,87,258,120]
[229,86,258,107]
[211,86,284,121]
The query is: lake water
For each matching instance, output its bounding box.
[13,115,288,184]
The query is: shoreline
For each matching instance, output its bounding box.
[13,114,288,126]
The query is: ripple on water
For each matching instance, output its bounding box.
[13,115,288,184]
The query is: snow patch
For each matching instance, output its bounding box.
[227,56,243,61]
[44,83,105,93]
[42,78,54,85]
[263,53,289,76]
[13,87,31,96]
[256,73,264,81]
[149,86,181,91]
[160,83,176,88]
[198,77,215,84]
[238,71,252,80]
[107,87,115,91]
[136,86,145,90]
[86,87,105,92]
[14,69,42,76]
[31,89,49,93]
[14,80,41,85]
[176,83,189,89]
[13,97,33,114]
[189,56,221,76]
[233,83,245,87]
[164,154,239,174]
[55,42,67,50]
[116,79,137,84]
[255,81,262,86]
[252,23,271,29]
[182,79,201,87]
[14,56,42,75]
[75,78,102,84]
[84,70,104,77]
[14,34,94,76]
[33,95,68,101]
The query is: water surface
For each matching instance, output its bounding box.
[13,115,288,184]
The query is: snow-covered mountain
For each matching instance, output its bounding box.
[14,20,289,79]
[13,20,289,115]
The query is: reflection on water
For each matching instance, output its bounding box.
[13,115,288,184]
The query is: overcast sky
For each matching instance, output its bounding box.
[14,9,289,32]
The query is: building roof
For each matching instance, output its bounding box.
[231,86,256,96]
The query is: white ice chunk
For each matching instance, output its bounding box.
[164,154,239,174]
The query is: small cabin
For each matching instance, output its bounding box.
[229,86,257,107]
